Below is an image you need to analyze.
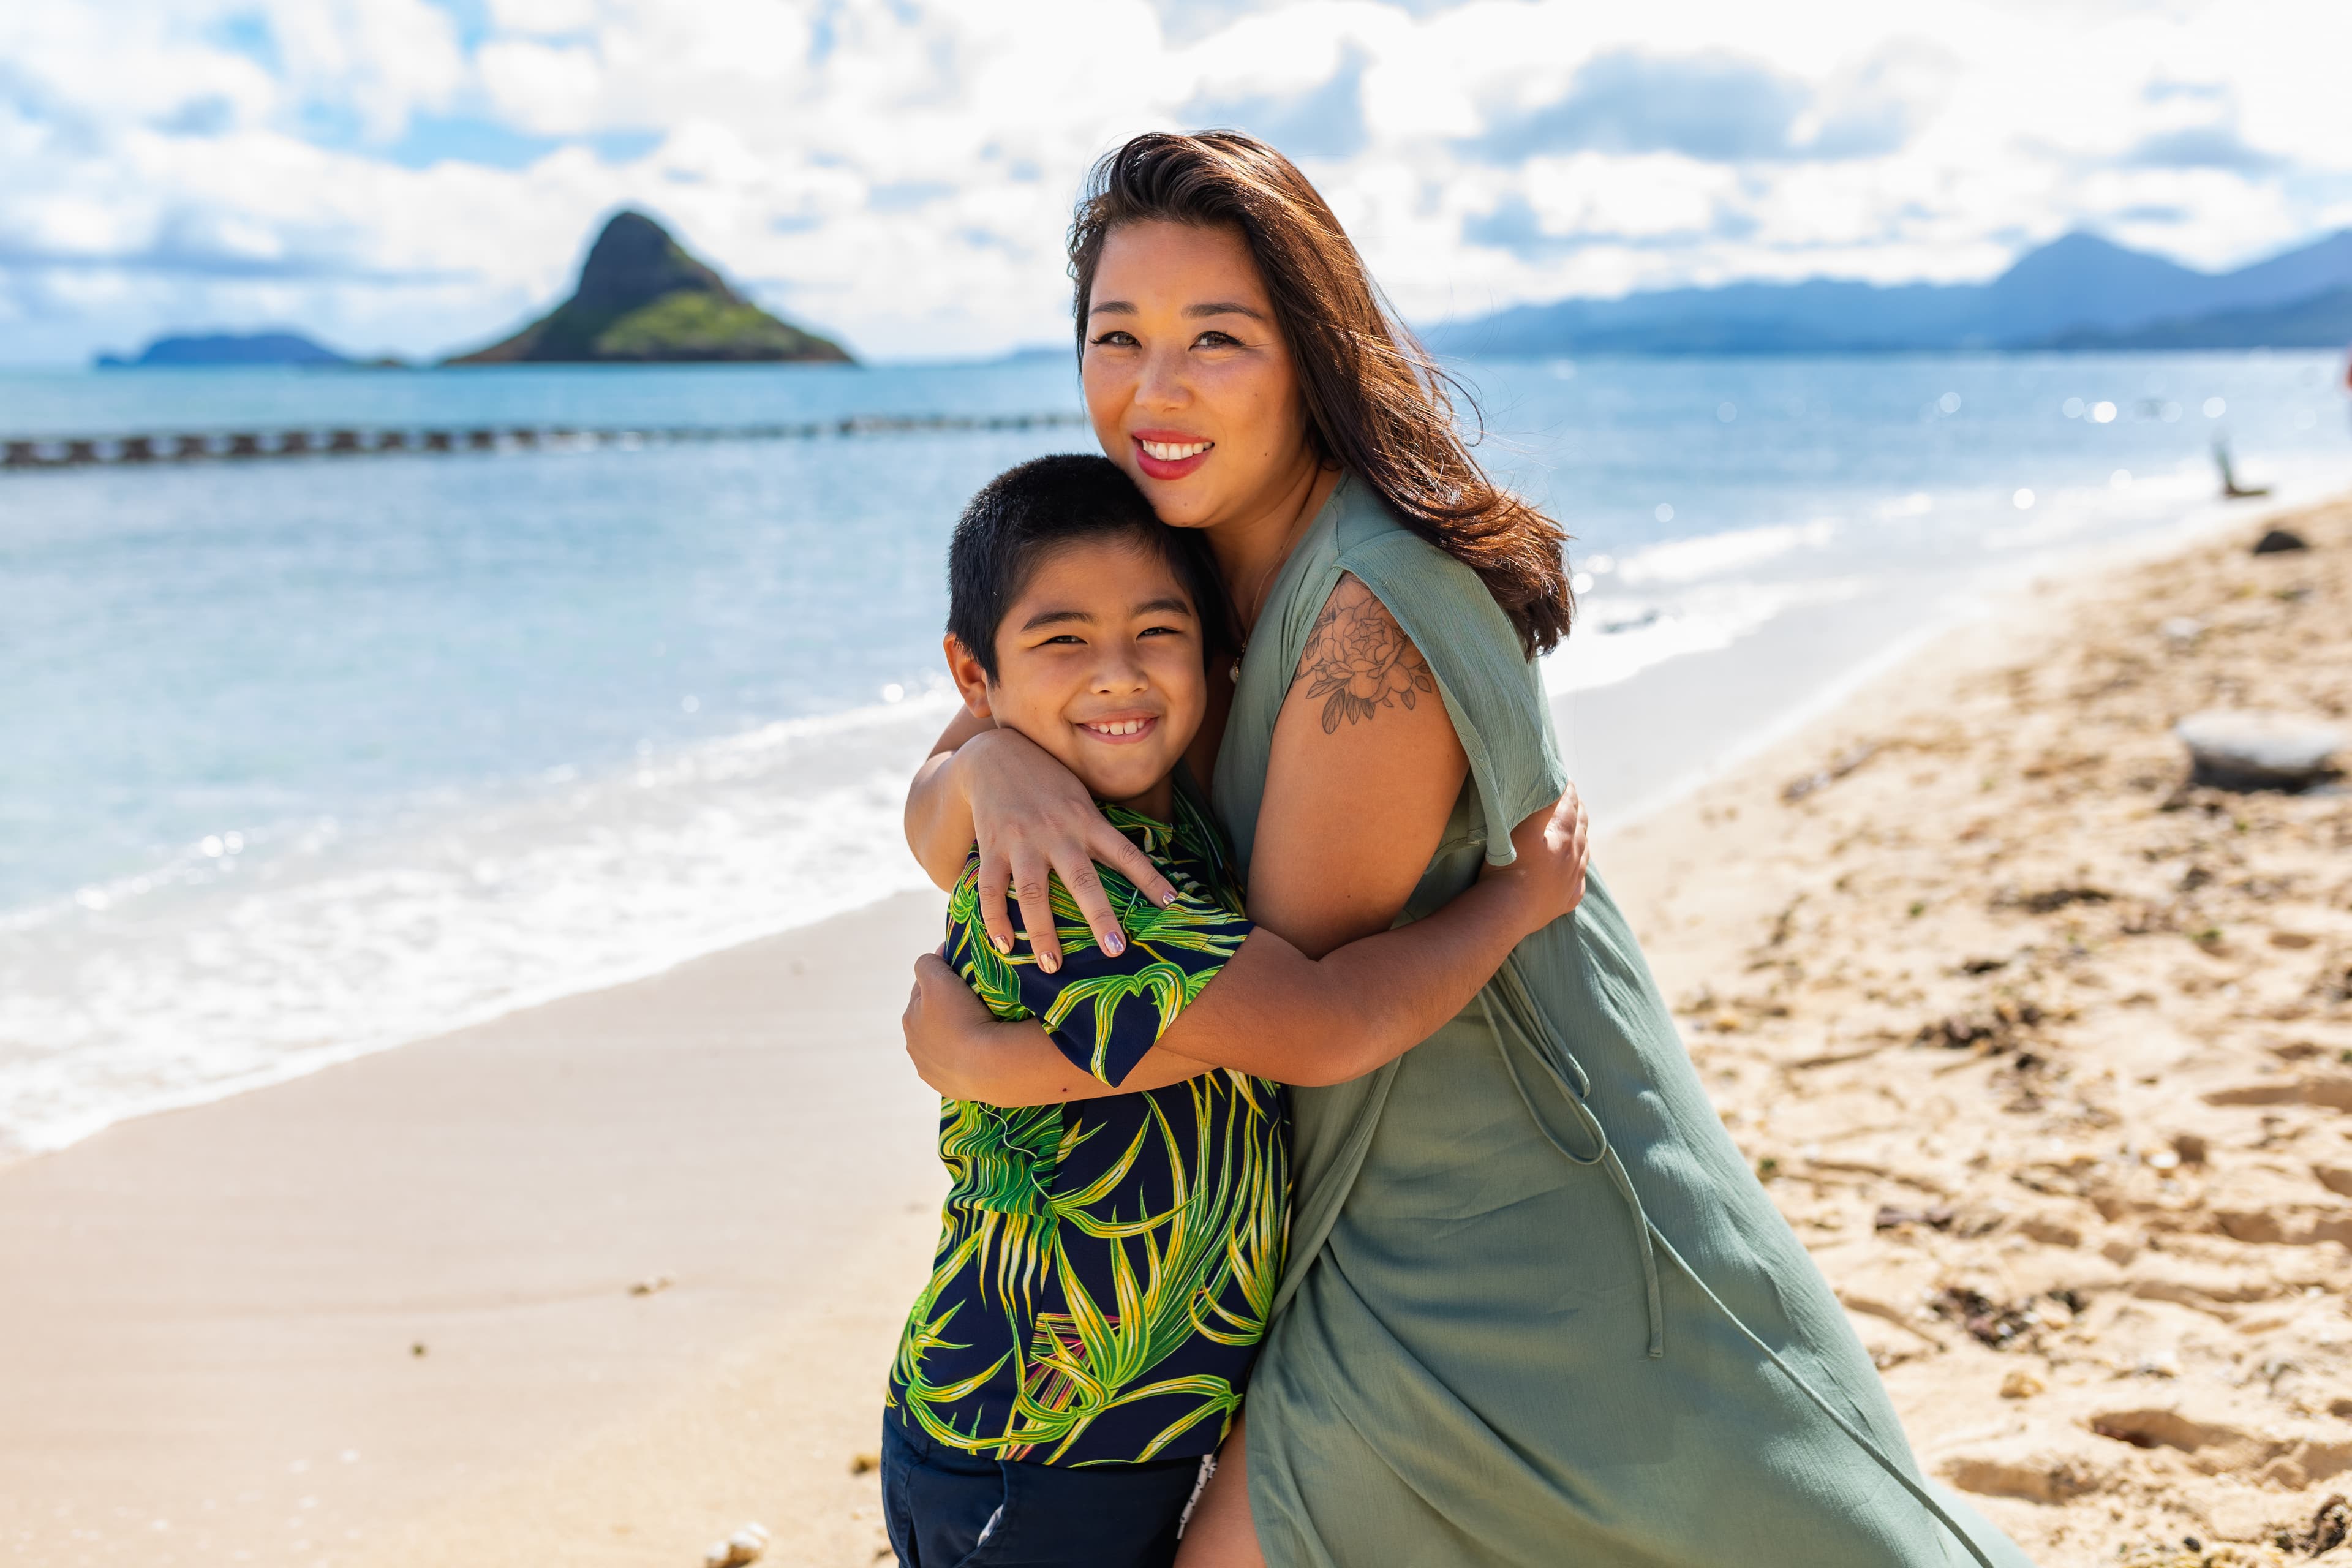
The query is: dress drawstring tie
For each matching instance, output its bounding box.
[1482,961,1664,1360]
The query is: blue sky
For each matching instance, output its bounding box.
[3,0,2348,364]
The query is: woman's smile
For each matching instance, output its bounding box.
[1133,431,1213,481]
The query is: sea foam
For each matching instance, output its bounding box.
[0,692,959,1155]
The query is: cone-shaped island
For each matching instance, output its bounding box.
[448,211,851,364]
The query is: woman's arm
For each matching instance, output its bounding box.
[901,959,1220,1103]
[903,704,996,889]
[902,573,1564,1102]
[903,789,1585,1101]
[905,709,1178,964]
[1250,574,1468,957]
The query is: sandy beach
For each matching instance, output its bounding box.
[1605,493,2351,1566]
[4,494,2346,1568]
[0,895,942,1567]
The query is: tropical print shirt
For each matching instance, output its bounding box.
[889,793,1289,1467]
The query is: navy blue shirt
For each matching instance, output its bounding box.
[888,794,1289,1466]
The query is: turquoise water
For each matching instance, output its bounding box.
[2,353,2345,1153]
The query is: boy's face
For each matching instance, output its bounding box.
[946,535,1208,815]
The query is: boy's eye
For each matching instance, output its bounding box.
[1138,624,1187,638]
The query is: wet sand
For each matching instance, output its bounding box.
[2,497,2344,1567]
[0,895,941,1567]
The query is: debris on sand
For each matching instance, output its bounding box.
[2274,1494,2348,1556]
[2251,528,2310,555]
[2160,615,2207,649]
[704,1521,770,1567]
[1927,1286,2043,1349]
[1781,742,1880,802]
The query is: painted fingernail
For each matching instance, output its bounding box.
[1039,953,1060,974]
[1159,890,1178,907]
[1102,932,1125,956]
[991,933,1011,955]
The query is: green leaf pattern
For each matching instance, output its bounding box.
[889,797,1289,1466]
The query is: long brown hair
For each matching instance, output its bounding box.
[1069,130,1574,655]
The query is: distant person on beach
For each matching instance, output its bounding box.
[902,133,2035,1567]
[883,454,1589,1568]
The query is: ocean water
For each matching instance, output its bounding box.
[2,352,2346,1155]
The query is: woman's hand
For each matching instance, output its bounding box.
[902,952,1214,1104]
[1477,782,1589,936]
[949,728,1179,969]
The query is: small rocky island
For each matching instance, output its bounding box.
[97,331,353,368]
[447,211,851,365]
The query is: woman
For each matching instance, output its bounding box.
[903,132,2029,1568]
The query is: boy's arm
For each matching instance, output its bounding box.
[905,793,1586,1104]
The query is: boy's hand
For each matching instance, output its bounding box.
[1479,782,1589,934]
[903,952,997,1099]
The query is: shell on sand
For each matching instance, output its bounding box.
[704,1520,769,1567]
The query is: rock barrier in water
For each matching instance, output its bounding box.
[0,412,1087,472]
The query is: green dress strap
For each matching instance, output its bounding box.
[1212,475,2034,1568]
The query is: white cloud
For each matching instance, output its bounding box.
[263,0,467,138]
[2,0,2348,364]
[477,37,606,133]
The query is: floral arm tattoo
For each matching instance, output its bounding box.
[1294,574,1438,733]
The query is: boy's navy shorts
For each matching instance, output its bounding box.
[881,1412,1208,1568]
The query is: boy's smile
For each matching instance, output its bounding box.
[1078,714,1158,742]
[946,535,1209,823]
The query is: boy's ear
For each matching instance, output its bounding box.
[943,633,995,720]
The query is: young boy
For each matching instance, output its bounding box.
[884,455,1584,1568]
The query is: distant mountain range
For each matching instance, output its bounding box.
[446,211,850,365]
[97,331,353,368]
[92,222,2352,370]
[1425,229,2352,356]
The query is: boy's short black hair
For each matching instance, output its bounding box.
[947,454,1232,680]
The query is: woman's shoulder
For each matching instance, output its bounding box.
[1324,476,1520,649]
[1324,472,1417,560]
[1313,475,1567,856]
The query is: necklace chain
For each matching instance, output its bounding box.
[1227,499,1319,684]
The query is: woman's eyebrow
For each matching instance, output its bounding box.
[1085,299,1267,322]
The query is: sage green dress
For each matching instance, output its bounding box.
[1212,477,2032,1568]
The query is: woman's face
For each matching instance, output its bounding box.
[1082,219,1320,533]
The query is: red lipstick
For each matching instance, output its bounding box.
[1133,431,1213,482]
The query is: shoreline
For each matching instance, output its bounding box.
[3,489,2345,1566]
[1566,470,2348,837]
[16,464,2343,1169]
[0,894,944,1566]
